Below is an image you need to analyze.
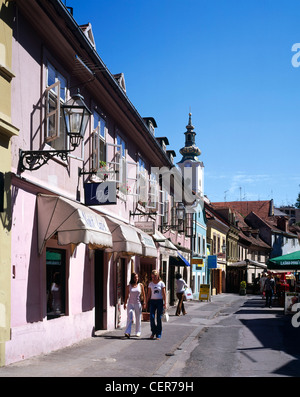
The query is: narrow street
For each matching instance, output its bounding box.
[0,293,299,378]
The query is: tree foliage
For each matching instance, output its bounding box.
[296,192,300,209]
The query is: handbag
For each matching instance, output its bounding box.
[184,288,193,301]
[162,310,169,322]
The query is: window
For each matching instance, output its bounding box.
[46,248,66,320]
[213,235,216,255]
[46,62,67,150]
[137,157,148,204]
[148,171,159,209]
[116,134,127,194]
[91,110,106,171]
[198,235,201,254]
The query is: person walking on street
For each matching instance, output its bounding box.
[264,273,276,308]
[146,270,166,340]
[124,272,146,338]
[175,273,188,316]
[259,273,267,299]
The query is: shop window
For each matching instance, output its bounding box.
[46,248,66,320]
[161,260,167,286]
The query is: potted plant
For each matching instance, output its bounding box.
[98,161,108,180]
[239,281,247,296]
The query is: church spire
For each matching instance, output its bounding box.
[178,113,201,163]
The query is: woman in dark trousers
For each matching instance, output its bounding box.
[146,270,166,340]
[175,273,188,316]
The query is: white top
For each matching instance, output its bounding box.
[176,278,188,293]
[128,283,141,304]
[149,281,165,300]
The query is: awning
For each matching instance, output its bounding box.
[169,252,191,267]
[268,251,300,270]
[37,194,113,254]
[134,228,158,258]
[152,230,177,256]
[227,260,267,269]
[105,216,142,255]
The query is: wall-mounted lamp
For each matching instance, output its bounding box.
[19,90,91,172]
[161,202,186,233]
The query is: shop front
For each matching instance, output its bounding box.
[103,216,158,328]
[7,190,113,365]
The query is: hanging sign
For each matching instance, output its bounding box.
[134,221,155,235]
[84,182,117,205]
[208,255,217,269]
[191,258,204,266]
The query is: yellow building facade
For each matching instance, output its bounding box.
[0,0,19,366]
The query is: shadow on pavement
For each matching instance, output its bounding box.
[236,296,300,376]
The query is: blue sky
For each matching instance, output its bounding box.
[67,0,300,207]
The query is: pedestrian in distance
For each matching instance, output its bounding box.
[259,273,267,299]
[264,273,276,308]
[146,269,167,340]
[175,273,188,316]
[124,272,146,338]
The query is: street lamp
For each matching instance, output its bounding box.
[62,90,91,148]
[161,202,186,233]
[19,90,91,172]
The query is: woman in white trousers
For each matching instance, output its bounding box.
[124,273,146,338]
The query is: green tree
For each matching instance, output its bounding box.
[296,192,300,209]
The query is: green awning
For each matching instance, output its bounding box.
[268,251,300,270]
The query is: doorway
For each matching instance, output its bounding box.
[94,250,104,330]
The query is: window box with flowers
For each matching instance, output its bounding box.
[97,161,108,181]
[117,183,131,201]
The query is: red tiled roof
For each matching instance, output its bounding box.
[211,200,272,219]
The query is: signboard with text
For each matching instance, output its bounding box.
[84,182,117,205]
[199,284,210,301]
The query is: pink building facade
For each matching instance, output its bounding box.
[6,0,192,365]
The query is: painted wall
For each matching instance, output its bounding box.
[7,3,172,365]
[0,0,19,367]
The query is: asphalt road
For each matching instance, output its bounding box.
[0,293,299,378]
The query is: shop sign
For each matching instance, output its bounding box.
[84,182,117,205]
[134,221,155,235]
[199,284,210,301]
[191,258,204,266]
[208,255,217,269]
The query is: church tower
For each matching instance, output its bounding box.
[177,113,204,197]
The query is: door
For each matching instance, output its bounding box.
[94,250,104,330]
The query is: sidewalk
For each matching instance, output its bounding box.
[0,294,254,377]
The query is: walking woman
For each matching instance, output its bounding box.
[124,272,146,338]
[175,273,188,316]
[146,269,167,340]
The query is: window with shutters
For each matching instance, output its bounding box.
[45,62,67,150]
[91,110,106,174]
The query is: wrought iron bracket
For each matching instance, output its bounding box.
[129,210,157,217]
[18,147,75,172]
